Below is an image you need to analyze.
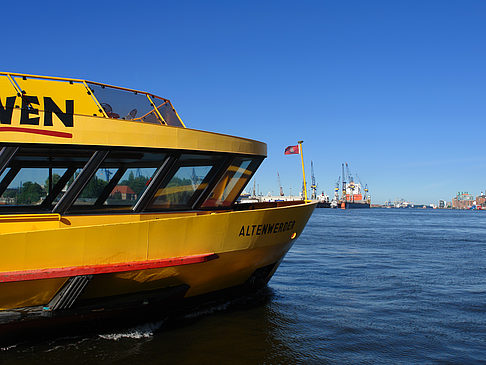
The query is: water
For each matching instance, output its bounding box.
[2,209,486,364]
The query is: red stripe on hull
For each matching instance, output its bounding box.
[0,253,218,283]
[0,127,72,138]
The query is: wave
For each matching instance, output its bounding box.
[98,320,166,341]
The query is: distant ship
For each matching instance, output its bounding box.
[316,192,331,208]
[332,163,371,209]
[308,161,331,208]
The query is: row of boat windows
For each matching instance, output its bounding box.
[0,145,261,214]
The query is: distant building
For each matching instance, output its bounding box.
[452,192,474,209]
[438,200,446,209]
[110,185,136,200]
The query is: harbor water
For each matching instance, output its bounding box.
[2,209,486,363]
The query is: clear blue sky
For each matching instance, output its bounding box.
[2,1,485,204]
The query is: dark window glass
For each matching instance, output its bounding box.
[87,83,162,124]
[0,146,96,211]
[0,146,167,213]
[0,167,67,206]
[106,168,157,206]
[202,157,260,207]
[152,97,183,127]
[70,150,165,212]
[147,154,223,210]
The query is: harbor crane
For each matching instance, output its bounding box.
[310,161,317,200]
[345,162,353,182]
[341,163,346,201]
[334,176,341,201]
[364,184,370,202]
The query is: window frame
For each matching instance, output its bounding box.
[0,143,263,215]
[143,153,229,212]
[199,157,263,209]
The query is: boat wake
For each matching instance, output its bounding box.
[98,319,166,341]
[1,344,17,351]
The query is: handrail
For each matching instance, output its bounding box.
[0,213,61,222]
[0,72,171,103]
[0,72,185,127]
[146,94,166,125]
[86,80,170,103]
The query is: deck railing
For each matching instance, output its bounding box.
[0,72,184,128]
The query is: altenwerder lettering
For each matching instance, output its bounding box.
[238,220,296,237]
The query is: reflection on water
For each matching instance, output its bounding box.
[2,209,486,363]
[1,287,304,364]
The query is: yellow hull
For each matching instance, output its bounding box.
[0,202,316,311]
[0,73,316,327]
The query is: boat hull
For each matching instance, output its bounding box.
[339,202,370,209]
[0,202,316,316]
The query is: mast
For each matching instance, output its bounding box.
[298,141,308,202]
[310,161,317,200]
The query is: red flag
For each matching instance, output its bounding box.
[284,145,299,155]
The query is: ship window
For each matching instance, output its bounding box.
[72,168,118,207]
[147,154,223,210]
[87,83,162,124]
[0,146,98,212]
[201,157,261,208]
[68,150,165,212]
[0,167,70,207]
[106,168,157,206]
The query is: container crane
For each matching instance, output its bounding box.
[310,161,317,200]
[364,184,370,202]
[334,176,341,201]
[345,162,353,182]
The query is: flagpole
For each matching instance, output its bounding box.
[298,140,308,202]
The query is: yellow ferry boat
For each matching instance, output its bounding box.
[0,72,315,330]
